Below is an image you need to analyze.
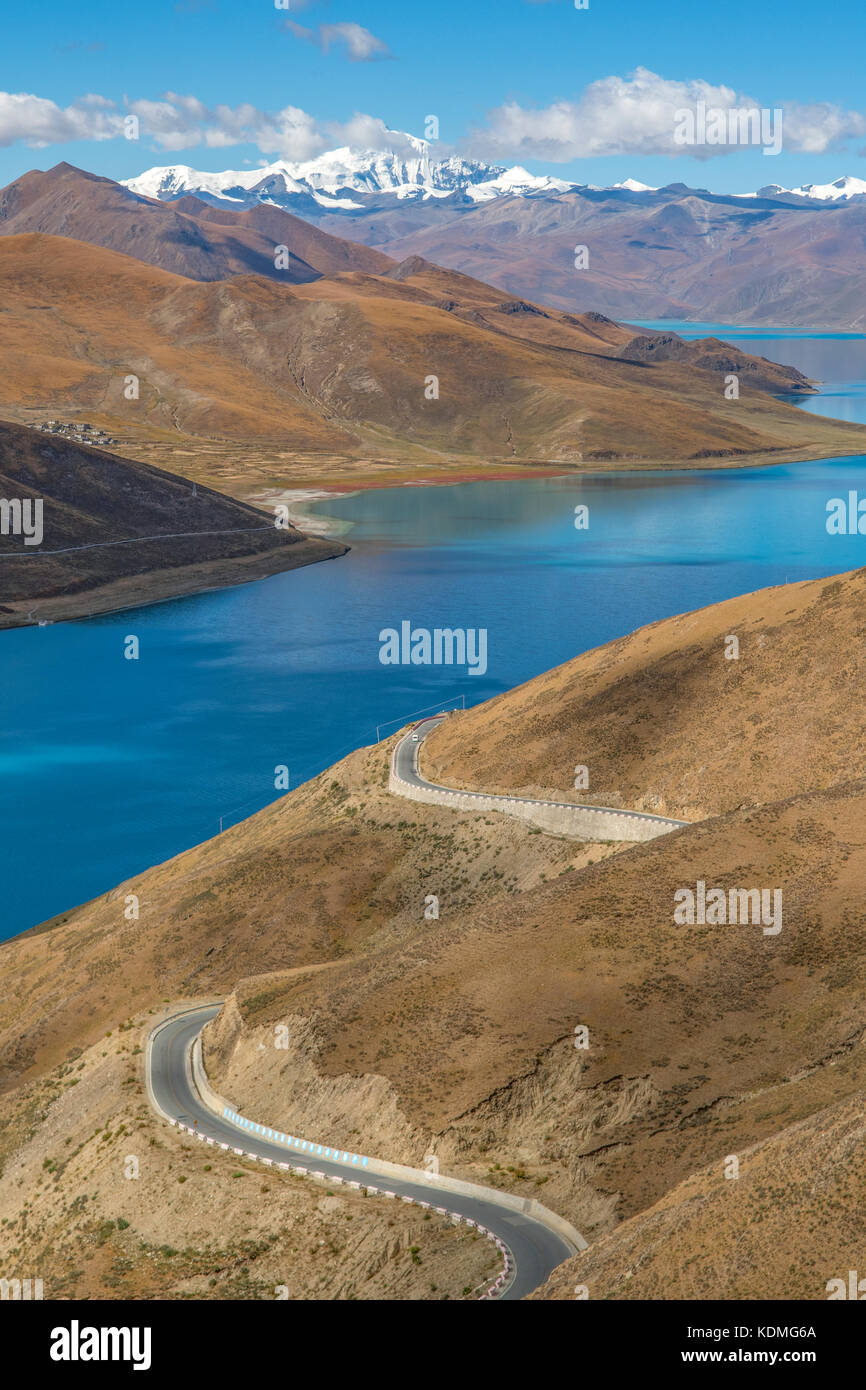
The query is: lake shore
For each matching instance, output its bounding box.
[245,438,866,538]
[5,341,866,629]
[0,533,348,631]
[6,433,863,629]
[5,441,866,937]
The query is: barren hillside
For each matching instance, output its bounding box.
[0,232,862,497]
[0,420,345,627]
[422,566,866,821]
[0,162,392,282]
[3,566,866,1297]
[344,185,866,329]
[530,1087,866,1301]
[0,1016,495,1301]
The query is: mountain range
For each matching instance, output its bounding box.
[0,161,391,283]
[121,137,866,211]
[4,161,860,499]
[114,138,866,328]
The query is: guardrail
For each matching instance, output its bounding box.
[390,725,687,843]
[189,1024,585,1258]
[170,1113,513,1298]
[167,1011,589,1297]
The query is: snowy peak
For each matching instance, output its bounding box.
[292,146,497,197]
[753,175,866,202]
[123,141,866,216]
[122,144,664,216]
[123,137,507,209]
[611,178,658,192]
[465,166,576,202]
[789,175,866,201]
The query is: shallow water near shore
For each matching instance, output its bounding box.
[4,325,866,939]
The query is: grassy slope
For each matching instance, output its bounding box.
[3,568,866,1295]
[1,234,863,498]
[0,739,590,1090]
[0,1014,495,1301]
[0,420,345,626]
[530,1086,866,1301]
[421,567,866,820]
[0,162,394,282]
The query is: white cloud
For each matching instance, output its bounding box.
[320,21,392,61]
[323,114,419,154]
[284,20,392,62]
[129,96,417,160]
[467,68,866,161]
[781,102,866,154]
[0,91,123,148]
[3,70,861,168]
[0,88,412,162]
[119,93,326,159]
[248,105,328,161]
[125,94,427,160]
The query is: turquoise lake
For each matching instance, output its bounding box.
[3,324,866,939]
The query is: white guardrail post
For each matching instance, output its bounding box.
[181,1012,587,1262]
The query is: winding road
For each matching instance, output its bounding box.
[146,716,680,1297]
[392,715,689,838]
[147,1005,584,1300]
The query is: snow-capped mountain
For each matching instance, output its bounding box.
[751,176,866,202]
[611,178,658,192]
[464,165,576,202]
[122,133,653,214]
[124,136,512,211]
[123,134,866,217]
[784,175,866,201]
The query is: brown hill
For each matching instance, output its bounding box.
[530,1086,866,1300]
[200,774,866,1247]
[3,567,866,1289]
[421,565,866,821]
[0,231,863,497]
[0,419,345,626]
[168,193,394,277]
[0,163,392,283]
[0,1015,495,1302]
[0,734,587,1092]
[339,185,866,328]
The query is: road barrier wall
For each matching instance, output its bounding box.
[390,765,683,843]
[184,1016,587,1259]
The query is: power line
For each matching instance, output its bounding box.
[0,525,279,560]
[375,693,465,742]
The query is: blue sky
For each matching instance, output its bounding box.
[1,0,865,191]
